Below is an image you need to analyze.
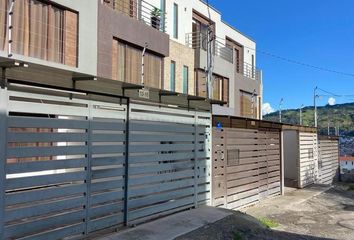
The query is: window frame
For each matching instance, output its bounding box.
[170,61,176,92]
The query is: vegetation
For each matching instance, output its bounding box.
[264,102,354,136]
[233,231,242,240]
[258,217,279,229]
[348,184,354,191]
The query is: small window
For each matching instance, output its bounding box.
[173,3,178,38]
[170,61,176,92]
[308,149,314,159]
[227,149,240,166]
[183,65,188,94]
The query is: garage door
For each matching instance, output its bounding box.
[212,127,281,209]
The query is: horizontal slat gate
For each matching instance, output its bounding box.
[212,127,281,210]
[0,88,212,238]
[1,89,127,239]
[298,132,318,188]
[127,103,211,225]
[318,139,339,185]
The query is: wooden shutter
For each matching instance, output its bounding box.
[64,10,77,66]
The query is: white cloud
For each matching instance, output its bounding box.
[262,103,275,115]
[328,97,336,106]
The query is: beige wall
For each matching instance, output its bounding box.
[164,40,195,95]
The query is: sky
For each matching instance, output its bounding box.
[208,0,354,114]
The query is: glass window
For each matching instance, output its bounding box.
[173,3,178,38]
[170,61,176,92]
[183,65,188,94]
[6,0,78,66]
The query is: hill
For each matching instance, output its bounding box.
[263,102,354,137]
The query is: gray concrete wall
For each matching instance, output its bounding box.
[97,3,170,79]
[283,130,299,181]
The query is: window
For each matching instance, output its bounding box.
[308,149,314,159]
[183,65,188,94]
[170,61,176,91]
[227,149,240,166]
[251,54,255,78]
[3,0,78,66]
[173,3,178,38]
[212,75,229,104]
[240,90,258,118]
[112,39,162,88]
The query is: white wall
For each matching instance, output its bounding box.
[283,130,299,181]
[341,161,354,172]
[159,0,256,65]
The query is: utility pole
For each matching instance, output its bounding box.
[314,86,318,128]
[206,27,214,99]
[299,104,304,125]
[279,98,284,123]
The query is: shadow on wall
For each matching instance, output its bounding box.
[175,211,334,240]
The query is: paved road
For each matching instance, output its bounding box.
[178,184,354,240]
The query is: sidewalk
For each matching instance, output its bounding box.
[98,206,232,240]
[96,184,342,240]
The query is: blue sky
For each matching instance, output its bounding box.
[208,0,354,113]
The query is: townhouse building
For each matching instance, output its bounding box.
[0,0,262,119]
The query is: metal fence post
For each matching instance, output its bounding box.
[84,100,93,235]
[193,111,199,208]
[0,88,8,239]
[123,99,130,225]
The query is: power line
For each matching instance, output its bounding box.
[240,45,354,78]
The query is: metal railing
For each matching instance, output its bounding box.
[238,61,262,82]
[185,32,233,63]
[103,0,166,32]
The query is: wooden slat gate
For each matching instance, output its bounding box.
[0,87,212,239]
[298,132,318,188]
[318,137,339,185]
[212,126,281,209]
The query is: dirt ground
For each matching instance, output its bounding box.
[176,184,354,240]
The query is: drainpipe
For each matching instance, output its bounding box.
[7,0,15,57]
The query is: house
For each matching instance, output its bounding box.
[0,1,263,239]
[340,156,354,174]
[0,0,262,119]
[161,0,262,118]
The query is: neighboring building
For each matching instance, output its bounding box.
[340,156,354,174]
[0,0,262,119]
[160,0,262,118]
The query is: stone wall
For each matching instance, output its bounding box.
[164,40,195,95]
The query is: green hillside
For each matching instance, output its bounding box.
[263,102,354,136]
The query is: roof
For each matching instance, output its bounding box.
[340,156,354,162]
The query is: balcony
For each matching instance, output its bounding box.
[103,0,166,32]
[185,32,233,63]
[237,61,262,82]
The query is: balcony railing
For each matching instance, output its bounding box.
[185,32,233,63]
[238,61,262,82]
[103,0,166,32]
